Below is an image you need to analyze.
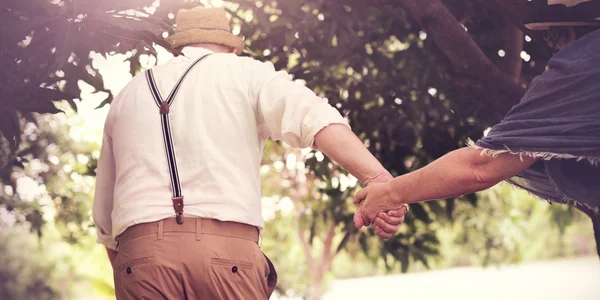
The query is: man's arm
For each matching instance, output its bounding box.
[314,124,390,186]
[92,126,118,264]
[314,125,410,238]
[251,60,390,186]
[251,61,406,237]
[355,147,537,226]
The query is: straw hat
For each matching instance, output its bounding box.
[525,0,600,30]
[166,6,245,54]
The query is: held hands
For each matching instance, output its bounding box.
[354,174,409,239]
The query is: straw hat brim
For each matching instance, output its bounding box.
[166,29,245,54]
[525,21,600,30]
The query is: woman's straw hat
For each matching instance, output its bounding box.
[166,6,245,54]
[525,0,600,30]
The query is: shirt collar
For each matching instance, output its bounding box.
[180,47,214,59]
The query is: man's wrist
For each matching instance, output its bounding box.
[363,170,393,186]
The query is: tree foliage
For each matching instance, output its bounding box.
[0,0,562,288]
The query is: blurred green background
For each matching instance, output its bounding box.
[0,0,597,299]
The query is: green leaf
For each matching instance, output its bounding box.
[445,198,455,220]
[20,112,38,126]
[412,251,430,268]
[63,64,106,92]
[66,97,78,112]
[0,108,21,148]
[427,201,446,220]
[400,251,410,273]
[88,11,132,30]
[358,233,369,254]
[128,52,143,75]
[95,93,114,109]
[38,87,74,102]
[335,232,351,254]
[11,89,63,114]
[411,203,432,223]
[464,193,478,207]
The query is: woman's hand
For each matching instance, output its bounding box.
[353,178,409,239]
[353,181,408,236]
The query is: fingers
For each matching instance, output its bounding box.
[353,211,364,229]
[372,204,410,238]
[361,210,371,227]
[354,187,368,204]
[379,211,405,226]
[374,224,394,239]
[354,187,371,228]
[354,209,372,228]
[387,204,409,217]
[374,214,404,234]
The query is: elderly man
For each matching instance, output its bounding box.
[355,0,600,256]
[92,6,406,300]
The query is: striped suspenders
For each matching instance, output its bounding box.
[144,54,210,224]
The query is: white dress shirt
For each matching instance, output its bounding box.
[92,47,349,250]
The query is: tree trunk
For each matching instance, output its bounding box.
[397,0,526,118]
[288,167,338,300]
[306,270,326,300]
[297,220,336,300]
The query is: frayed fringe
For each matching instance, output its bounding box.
[501,179,600,214]
[466,139,600,166]
[467,139,600,214]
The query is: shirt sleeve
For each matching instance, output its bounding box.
[92,127,117,250]
[250,60,350,149]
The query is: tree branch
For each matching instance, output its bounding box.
[286,155,316,270]
[470,0,535,30]
[398,0,526,112]
[292,191,315,270]
[501,24,523,83]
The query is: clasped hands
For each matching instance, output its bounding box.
[353,173,409,239]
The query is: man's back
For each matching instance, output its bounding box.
[93,46,348,246]
[105,47,264,234]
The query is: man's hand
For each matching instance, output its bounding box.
[353,181,407,234]
[354,174,408,239]
[312,125,408,238]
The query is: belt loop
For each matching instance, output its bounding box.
[195,218,202,241]
[158,219,164,240]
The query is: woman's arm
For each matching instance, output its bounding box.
[354,147,537,227]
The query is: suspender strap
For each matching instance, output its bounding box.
[144,54,210,224]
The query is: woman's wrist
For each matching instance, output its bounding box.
[386,177,407,207]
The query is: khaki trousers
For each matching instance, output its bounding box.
[113,217,275,299]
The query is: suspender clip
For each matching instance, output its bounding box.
[172,196,184,224]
